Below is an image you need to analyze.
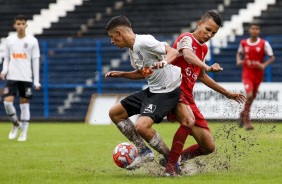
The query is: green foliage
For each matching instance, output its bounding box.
[0,122,281,184]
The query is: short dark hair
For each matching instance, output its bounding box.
[13,15,28,23]
[249,22,260,28]
[201,10,222,27]
[105,15,131,31]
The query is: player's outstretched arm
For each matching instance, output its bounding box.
[105,70,145,80]
[198,69,245,103]
[182,48,222,72]
[151,45,177,69]
[163,45,178,64]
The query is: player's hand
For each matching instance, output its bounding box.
[34,85,40,90]
[34,83,41,90]
[151,60,167,69]
[236,60,244,67]
[0,73,6,80]
[105,71,123,78]
[206,63,223,72]
[226,92,246,104]
[256,63,265,70]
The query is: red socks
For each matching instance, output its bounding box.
[181,144,204,161]
[166,125,192,167]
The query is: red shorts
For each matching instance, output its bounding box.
[242,78,261,98]
[167,91,210,131]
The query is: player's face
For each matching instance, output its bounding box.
[108,29,127,48]
[249,25,260,38]
[197,19,219,43]
[13,20,27,34]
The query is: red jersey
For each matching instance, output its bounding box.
[172,33,208,99]
[238,38,273,81]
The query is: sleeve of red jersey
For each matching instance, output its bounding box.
[176,36,193,52]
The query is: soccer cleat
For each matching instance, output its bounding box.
[126,147,154,170]
[246,125,254,130]
[8,122,22,140]
[18,131,27,142]
[159,156,168,167]
[159,156,182,167]
[163,162,181,177]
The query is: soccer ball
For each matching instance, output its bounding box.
[113,142,139,168]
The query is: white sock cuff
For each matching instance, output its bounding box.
[149,132,160,147]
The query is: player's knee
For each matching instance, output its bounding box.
[108,107,123,124]
[134,123,146,135]
[203,144,215,154]
[108,107,115,120]
[180,116,195,128]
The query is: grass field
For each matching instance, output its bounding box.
[0,122,281,184]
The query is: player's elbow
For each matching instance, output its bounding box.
[270,55,275,63]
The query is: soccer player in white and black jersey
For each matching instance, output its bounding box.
[1,15,40,141]
[105,15,182,170]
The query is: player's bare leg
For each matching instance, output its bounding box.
[135,116,170,156]
[4,96,22,140]
[238,111,245,128]
[109,103,148,153]
[241,92,254,130]
[126,116,170,170]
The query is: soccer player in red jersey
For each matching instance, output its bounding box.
[162,10,246,176]
[236,23,275,130]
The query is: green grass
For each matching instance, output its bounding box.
[0,122,281,184]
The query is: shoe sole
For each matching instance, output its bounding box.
[126,156,154,170]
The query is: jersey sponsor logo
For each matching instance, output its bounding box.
[246,60,260,67]
[12,53,27,59]
[143,104,156,113]
[185,66,197,83]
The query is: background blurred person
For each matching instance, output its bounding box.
[0,15,41,141]
[236,22,275,130]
